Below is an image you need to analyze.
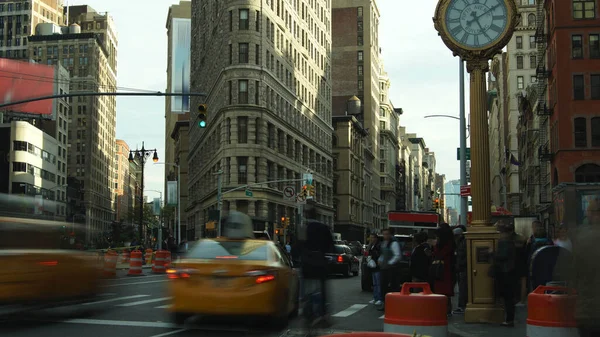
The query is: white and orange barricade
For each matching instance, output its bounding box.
[383,282,447,337]
[527,285,579,337]
[165,250,172,268]
[144,249,153,265]
[119,249,130,264]
[127,249,144,276]
[103,250,118,278]
[152,250,168,274]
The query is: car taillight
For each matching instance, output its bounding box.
[337,255,343,263]
[166,268,196,279]
[403,251,412,257]
[246,270,277,284]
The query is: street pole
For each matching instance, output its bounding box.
[216,170,223,237]
[139,151,145,241]
[459,58,468,227]
[177,164,181,244]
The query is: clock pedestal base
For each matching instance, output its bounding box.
[464,304,505,324]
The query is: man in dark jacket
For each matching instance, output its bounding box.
[453,227,468,314]
[298,202,335,321]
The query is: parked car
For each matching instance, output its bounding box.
[326,244,360,277]
[361,234,413,291]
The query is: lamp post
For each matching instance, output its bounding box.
[146,189,163,250]
[154,162,181,244]
[128,142,159,241]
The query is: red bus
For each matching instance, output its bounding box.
[387,211,442,236]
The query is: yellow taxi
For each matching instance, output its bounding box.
[166,211,299,326]
[0,216,103,313]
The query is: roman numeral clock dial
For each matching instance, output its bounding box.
[444,0,508,49]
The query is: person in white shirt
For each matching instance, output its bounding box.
[377,228,401,310]
[554,224,573,252]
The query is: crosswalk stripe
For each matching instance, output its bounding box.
[155,304,171,309]
[116,297,172,307]
[331,304,368,317]
[82,295,150,306]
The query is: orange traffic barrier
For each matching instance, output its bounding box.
[383,282,447,337]
[165,250,172,268]
[527,285,578,337]
[152,250,169,274]
[103,250,118,278]
[127,249,144,276]
[323,331,414,337]
[119,249,130,264]
[144,249,153,264]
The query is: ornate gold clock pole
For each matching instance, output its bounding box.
[433,0,518,323]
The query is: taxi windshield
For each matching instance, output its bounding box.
[187,240,269,260]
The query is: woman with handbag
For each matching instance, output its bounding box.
[431,224,456,316]
[366,233,382,306]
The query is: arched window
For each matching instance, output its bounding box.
[528,13,536,27]
[575,163,600,183]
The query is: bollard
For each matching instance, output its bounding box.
[103,250,118,278]
[127,250,144,276]
[527,285,579,337]
[383,282,448,337]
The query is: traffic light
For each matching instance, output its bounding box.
[434,198,440,209]
[275,228,280,235]
[440,198,445,209]
[197,104,207,128]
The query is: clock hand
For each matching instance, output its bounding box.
[466,3,500,26]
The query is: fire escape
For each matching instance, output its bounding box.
[535,1,553,205]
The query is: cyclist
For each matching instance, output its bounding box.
[297,201,335,326]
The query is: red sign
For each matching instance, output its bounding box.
[460,185,471,197]
[0,58,55,115]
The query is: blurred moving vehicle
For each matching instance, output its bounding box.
[361,234,413,291]
[253,230,271,240]
[327,244,360,277]
[0,216,104,314]
[167,211,299,327]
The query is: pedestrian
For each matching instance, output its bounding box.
[431,224,455,316]
[452,227,467,314]
[410,231,433,292]
[366,233,383,306]
[490,220,519,327]
[377,228,401,311]
[553,224,572,252]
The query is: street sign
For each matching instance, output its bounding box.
[460,185,471,197]
[296,194,307,204]
[283,186,295,200]
[456,147,471,160]
[245,189,253,197]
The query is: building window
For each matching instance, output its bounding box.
[357,21,363,32]
[239,9,249,30]
[229,10,233,31]
[531,75,537,83]
[591,117,600,147]
[590,34,600,58]
[528,13,536,26]
[574,164,600,183]
[380,163,385,173]
[238,117,248,143]
[358,80,363,90]
[529,35,536,49]
[357,35,363,46]
[357,51,363,62]
[574,74,585,100]
[573,0,596,19]
[238,43,249,63]
[357,6,363,17]
[380,121,386,130]
[358,65,363,76]
[516,55,524,69]
[255,80,260,104]
[237,157,248,184]
[238,80,248,104]
[592,75,600,99]
[229,44,232,64]
[517,76,524,89]
[574,117,587,147]
[228,80,233,104]
[530,55,537,68]
[516,36,523,49]
[572,35,583,58]
[255,10,260,31]
[255,44,259,64]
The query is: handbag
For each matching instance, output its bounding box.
[429,259,445,280]
[367,256,377,269]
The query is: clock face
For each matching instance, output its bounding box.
[445,0,509,49]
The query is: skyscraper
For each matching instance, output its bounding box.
[188,0,335,235]
[28,5,117,242]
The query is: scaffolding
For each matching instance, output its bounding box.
[534,0,553,205]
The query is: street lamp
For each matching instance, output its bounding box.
[154,162,181,244]
[128,141,159,240]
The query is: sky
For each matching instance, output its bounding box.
[70,0,469,200]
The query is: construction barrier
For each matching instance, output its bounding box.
[527,285,579,337]
[103,250,118,278]
[144,249,153,265]
[165,250,172,267]
[119,249,130,264]
[127,250,144,276]
[383,283,447,337]
[152,250,169,274]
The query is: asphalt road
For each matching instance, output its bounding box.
[2,269,384,337]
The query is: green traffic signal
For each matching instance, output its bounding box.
[198,104,207,128]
